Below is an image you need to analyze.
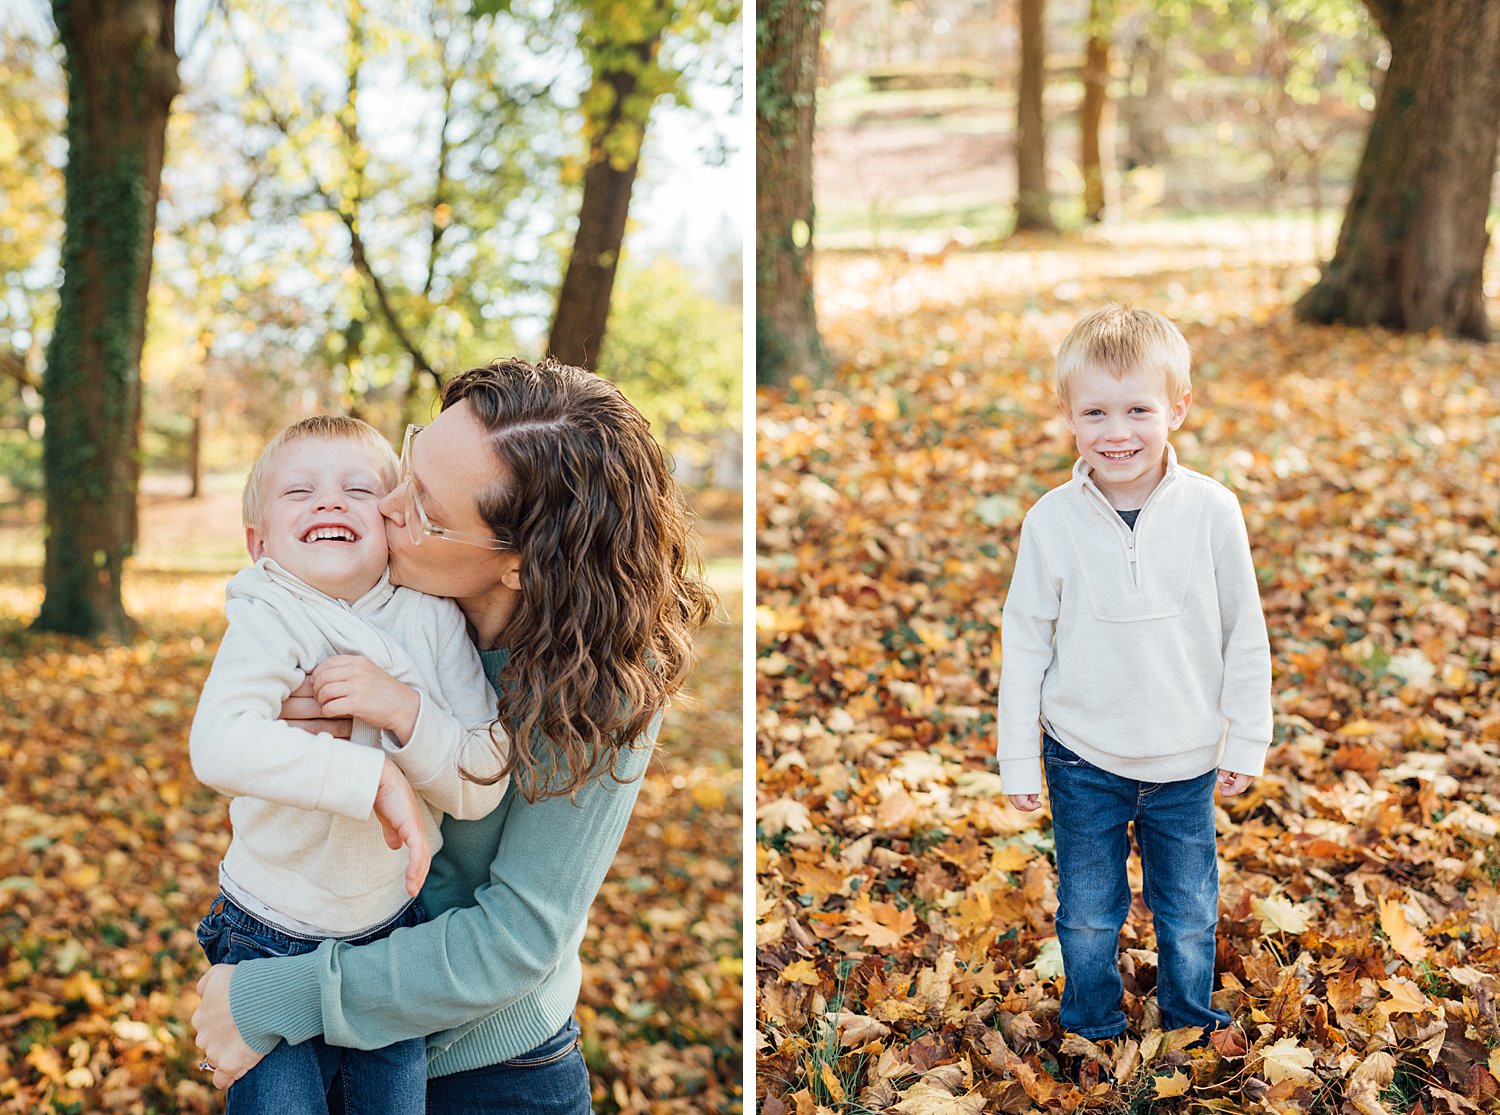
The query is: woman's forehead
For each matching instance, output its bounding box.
[413,402,496,521]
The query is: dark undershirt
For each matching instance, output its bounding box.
[1117,508,1141,529]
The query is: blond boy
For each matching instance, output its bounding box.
[996,306,1271,1047]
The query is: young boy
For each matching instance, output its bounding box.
[997,305,1272,1050]
[189,416,511,1114]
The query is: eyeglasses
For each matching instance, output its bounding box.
[398,424,512,551]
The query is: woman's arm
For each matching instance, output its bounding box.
[217,721,658,1054]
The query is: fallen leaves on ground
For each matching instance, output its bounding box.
[756,232,1500,1113]
[0,547,741,1113]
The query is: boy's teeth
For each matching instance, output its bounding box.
[305,527,355,542]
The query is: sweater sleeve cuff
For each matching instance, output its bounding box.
[383,693,449,786]
[231,948,330,1053]
[997,757,1043,798]
[1219,733,1268,778]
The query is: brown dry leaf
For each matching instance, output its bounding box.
[828,1011,892,1047]
[1261,1037,1317,1085]
[1153,1069,1191,1097]
[891,1081,987,1115]
[780,959,822,986]
[1378,895,1430,963]
[1347,1051,1397,1115]
[846,896,917,949]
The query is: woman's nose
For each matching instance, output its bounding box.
[378,481,406,524]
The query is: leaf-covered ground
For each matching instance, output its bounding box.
[756,224,1500,1114]
[0,493,742,1115]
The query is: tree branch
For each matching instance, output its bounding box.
[0,348,39,392]
[227,14,442,389]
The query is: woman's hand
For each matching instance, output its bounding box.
[1007,793,1042,812]
[279,681,353,739]
[308,655,421,743]
[1217,770,1253,797]
[193,964,263,1091]
[376,759,431,896]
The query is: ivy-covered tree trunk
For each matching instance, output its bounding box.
[36,0,178,639]
[1296,0,1500,340]
[1013,0,1055,232]
[1080,0,1111,223]
[549,22,665,371]
[756,0,826,386]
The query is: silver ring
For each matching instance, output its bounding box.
[200,1059,215,1072]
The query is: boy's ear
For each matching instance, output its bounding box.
[1169,389,1192,430]
[1057,398,1076,432]
[245,526,266,561]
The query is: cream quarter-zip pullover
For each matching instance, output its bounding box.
[996,446,1273,796]
[190,559,510,935]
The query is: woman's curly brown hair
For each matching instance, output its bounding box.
[443,356,717,801]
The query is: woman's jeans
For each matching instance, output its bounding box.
[1043,733,1232,1039]
[425,1016,591,1115]
[196,893,427,1115]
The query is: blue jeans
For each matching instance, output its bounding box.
[425,1016,590,1115]
[1043,733,1232,1039]
[196,894,427,1115]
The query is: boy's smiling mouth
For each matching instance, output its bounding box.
[1099,449,1139,460]
[300,524,359,543]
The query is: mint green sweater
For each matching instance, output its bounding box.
[228,648,658,1077]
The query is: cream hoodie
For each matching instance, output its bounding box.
[190,559,509,935]
[996,447,1272,797]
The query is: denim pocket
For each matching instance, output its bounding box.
[502,1019,581,1069]
[1042,735,1087,768]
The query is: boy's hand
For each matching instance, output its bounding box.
[308,655,421,742]
[1008,793,1042,812]
[374,759,430,896]
[1217,770,1253,797]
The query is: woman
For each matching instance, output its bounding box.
[192,357,715,1112]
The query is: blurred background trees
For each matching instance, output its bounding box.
[755,0,1500,385]
[2,0,742,639]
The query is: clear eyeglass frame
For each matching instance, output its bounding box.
[399,424,512,551]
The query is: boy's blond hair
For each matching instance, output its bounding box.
[1055,304,1192,411]
[242,416,399,528]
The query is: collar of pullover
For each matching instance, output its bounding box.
[228,558,396,612]
[1069,442,1181,513]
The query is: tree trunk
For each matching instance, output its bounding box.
[36,0,178,639]
[1296,0,1500,340]
[1080,0,1111,223]
[1118,12,1168,169]
[756,0,827,385]
[548,31,661,371]
[1014,0,1055,232]
[188,393,202,499]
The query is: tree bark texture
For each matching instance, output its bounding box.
[1014,0,1055,231]
[37,0,178,639]
[756,0,827,385]
[1296,0,1500,340]
[549,32,661,371]
[1081,0,1111,223]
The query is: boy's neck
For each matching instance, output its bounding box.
[1090,449,1169,510]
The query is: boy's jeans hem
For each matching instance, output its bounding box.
[1043,733,1231,1039]
[197,892,428,1115]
